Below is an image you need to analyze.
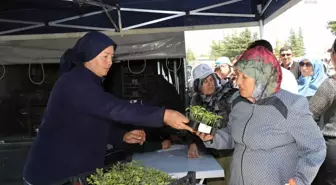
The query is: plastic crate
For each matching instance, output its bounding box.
[168,171,196,185]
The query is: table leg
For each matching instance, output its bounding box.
[199,178,205,184]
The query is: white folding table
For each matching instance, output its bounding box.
[133,144,224,184]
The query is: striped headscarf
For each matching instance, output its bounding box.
[235,46,282,101]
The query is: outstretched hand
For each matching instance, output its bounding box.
[163,109,194,133]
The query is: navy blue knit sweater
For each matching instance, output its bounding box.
[23,66,165,185]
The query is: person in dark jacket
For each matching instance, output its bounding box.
[134,74,186,152]
[23,31,192,185]
[187,64,237,185]
[279,46,301,79]
[309,39,336,185]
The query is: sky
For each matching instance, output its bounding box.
[185,0,336,58]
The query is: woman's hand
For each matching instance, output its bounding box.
[161,140,172,149]
[164,109,194,132]
[123,130,146,145]
[286,178,296,185]
[188,143,200,158]
[196,131,213,141]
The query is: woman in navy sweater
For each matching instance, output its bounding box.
[23,31,192,185]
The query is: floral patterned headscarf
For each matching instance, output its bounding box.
[235,46,282,100]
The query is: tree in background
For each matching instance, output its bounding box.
[210,28,258,60]
[287,28,305,56]
[327,21,336,36]
[297,27,305,56]
[186,48,196,63]
[274,39,283,57]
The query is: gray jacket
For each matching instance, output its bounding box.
[309,77,336,137]
[204,90,326,185]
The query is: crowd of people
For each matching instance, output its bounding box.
[21,30,336,185]
[190,39,336,185]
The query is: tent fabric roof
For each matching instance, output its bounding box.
[0,0,301,36]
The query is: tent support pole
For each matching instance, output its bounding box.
[190,12,255,18]
[102,6,119,32]
[259,20,264,39]
[257,4,264,39]
[123,14,185,30]
[261,0,273,15]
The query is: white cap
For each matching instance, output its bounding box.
[215,56,232,67]
[192,64,214,81]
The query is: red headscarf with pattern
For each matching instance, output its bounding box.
[235,46,282,100]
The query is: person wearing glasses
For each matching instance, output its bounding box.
[248,40,298,94]
[298,58,327,99]
[309,39,336,185]
[280,46,301,79]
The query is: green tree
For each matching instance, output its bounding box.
[297,27,305,56]
[210,28,258,60]
[287,28,305,56]
[327,21,336,36]
[186,48,196,62]
[274,39,287,57]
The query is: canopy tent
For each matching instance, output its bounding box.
[0,0,302,64]
[0,0,302,39]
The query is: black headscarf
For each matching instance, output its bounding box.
[60,31,117,75]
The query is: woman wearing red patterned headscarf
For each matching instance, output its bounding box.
[196,46,326,185]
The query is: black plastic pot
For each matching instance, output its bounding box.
[187,118,217,136]
[188,119,200,130]
[210,126,217,136]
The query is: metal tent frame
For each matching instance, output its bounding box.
[0,0,302,41]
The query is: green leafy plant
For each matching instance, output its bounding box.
[186,106,223,127]
[86,161,176,185]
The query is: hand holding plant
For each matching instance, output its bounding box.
[196,131,214,141]
[287,178,297,185]
[163,109,193,132]
[186,106,223,135]
[123,130,146,145]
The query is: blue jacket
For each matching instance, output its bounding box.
[23,66,165,185]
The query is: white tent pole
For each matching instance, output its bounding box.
[257,4,264,39]
[0,24,45,35]
[120,8,184,14]
[259,20,264,39]
[0,19,42,25]
[261,0,273,16]
[0,9,113,35]
[190,0,243,13]
[123,14,185,30]
[190,12,255,18]
[48,23,115,31]
[75,0,184,14]
[49,9,112,24]
[117,4,123,35]
[102,6,120,31]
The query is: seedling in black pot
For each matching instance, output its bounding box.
[186,106,223,136]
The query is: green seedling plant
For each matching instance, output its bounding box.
[186,106,223,127]
[86,161,176,185]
